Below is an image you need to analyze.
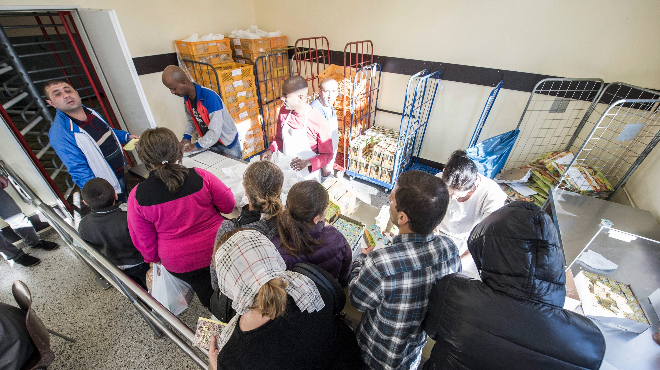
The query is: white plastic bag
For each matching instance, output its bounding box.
[151,263,194,315]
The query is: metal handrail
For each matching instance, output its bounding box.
[0,161,208,369]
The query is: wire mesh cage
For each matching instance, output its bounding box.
[559,83,660,199]
[254,48,294,146]
[346,70,441,191]
[340,63,381,170]
[333,40,375,171]
[400,70,442,176]
[504,78,605,170]
[178,58,222,97]
[293,37,330,94]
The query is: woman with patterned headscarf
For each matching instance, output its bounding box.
[208,229,360,370]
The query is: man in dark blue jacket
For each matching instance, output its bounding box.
[422,201,606,370]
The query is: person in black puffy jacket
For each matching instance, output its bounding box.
[422,201,606,370]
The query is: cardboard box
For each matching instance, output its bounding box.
[574,271,651,333]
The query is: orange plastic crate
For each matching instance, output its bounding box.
[180,51,232,65]
[224,88,257,105]
[220,76,256,95]
[217,63,254,84]
[227,97,259,117]
[270,36,287,49]
[231,106,259,123]
[234,48,267,62]
[231,37,271,53]
[175,38,231,55]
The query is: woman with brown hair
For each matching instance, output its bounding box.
[209,161,283,319]
[208,229,361,370]
[127,127,235,310]
[274,180,353,286]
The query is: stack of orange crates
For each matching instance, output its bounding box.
[215,62,264,159]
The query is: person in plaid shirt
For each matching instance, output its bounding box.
[349,170,462,370]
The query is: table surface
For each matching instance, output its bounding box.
[549,188,660,370]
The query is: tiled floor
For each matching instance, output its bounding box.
[0,231,208,370]
[0,176,461,369]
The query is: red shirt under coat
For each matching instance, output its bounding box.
[267,106,333,172]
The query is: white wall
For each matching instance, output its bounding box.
[252,0,660,221]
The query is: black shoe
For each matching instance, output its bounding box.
[13,254,41,267]
[32,240,59,251]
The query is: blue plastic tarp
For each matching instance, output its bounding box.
[466,129,519,178]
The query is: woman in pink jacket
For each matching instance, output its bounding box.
[128,127,235,309]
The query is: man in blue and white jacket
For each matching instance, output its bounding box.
[45,80,139,202]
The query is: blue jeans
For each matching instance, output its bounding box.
[210,136,243,161]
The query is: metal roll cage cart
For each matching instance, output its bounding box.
[346,70,442,192]
[504,78,660,201]
[557,83,660,200]
[334,40,375,171]
[468,80,504,149]
[253,36,330,152]
[504,78,606,171]
[254,47,296,146]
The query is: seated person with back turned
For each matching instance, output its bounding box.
[260,76,333,182]
[273,180,352,287]
[208,229,361,370]
[349,170,462,370]
[436,150,506,257]
[79,178,149,290]
[161,65,242,160]
[422,201,606,370]
[0,301,36,370]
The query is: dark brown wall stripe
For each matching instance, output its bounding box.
[133,50,556,93]
[133,53,179,75]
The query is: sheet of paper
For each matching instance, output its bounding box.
[183,147,207,157]
[566,167,592,191]
[507,183,537,196]
[123,138,139,151]
[495,168,531,183]
[189,151,226,167]
[555,152,575,165]
[181,157,208,169]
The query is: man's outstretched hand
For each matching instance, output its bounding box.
[0,175,8,190]
[290,157,311,172]
[260,149,273,161]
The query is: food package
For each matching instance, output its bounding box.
[193,317,226,350]
[325,202,341,223]
[575,271,651,333]
[326,181,349,202]
[336,192,359,215]
[332,215,365,255]
[364,224,388,248]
